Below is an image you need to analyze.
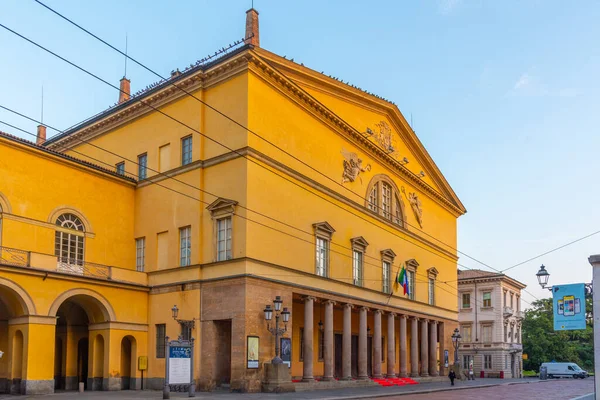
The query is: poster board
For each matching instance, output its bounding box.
[281,338,291,368]
[553,283,586,331]
[168,346,191,384]
[247,336,259,368]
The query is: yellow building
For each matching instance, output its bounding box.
[0,9,465,394]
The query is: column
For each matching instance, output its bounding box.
[342,303,352,380]
[386,313,396,378]
[323,300,335,381]
[358,307,368,380]
[302,296,315,382]
[420,319,429,377]
[410,317,419,377]
[399,315,408,377]
[438,322,446,377]
[372,310,383,378]
[429,321,438,376]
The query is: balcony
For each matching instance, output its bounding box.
[0,245,146,285]
[515,311,525,320]
[509,343,522,351]
[503,306,514,317]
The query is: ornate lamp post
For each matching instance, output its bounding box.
[451,328,461,364]
[264,296,290,364]
[536,265,551,290]
[172,304,196,331]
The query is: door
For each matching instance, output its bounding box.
[334,334,343,378]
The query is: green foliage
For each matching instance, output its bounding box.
[522,370,537,377]
[522,297,594,372]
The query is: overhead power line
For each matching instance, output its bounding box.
[31,0,502,274]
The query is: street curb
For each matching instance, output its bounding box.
[313,379,547,400]
[570,393,595,400]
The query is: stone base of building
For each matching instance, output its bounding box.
[18,379,55,395]
[261,363,295,393]
[294,379,377,392]
[412,375,447,384]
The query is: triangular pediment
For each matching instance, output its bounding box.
[428,267,439,277]
[380,248,397,259]
[350,236,369,249]
[312,221,336,235]
[206,197,238,214]
[252,48,466,215]
[406,258,420,269]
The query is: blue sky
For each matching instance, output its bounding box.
[1,0,599,306]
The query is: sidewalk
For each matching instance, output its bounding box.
[0,378,543,399]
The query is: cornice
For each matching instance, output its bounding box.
[46,52,253,151]
[247,54,465,217]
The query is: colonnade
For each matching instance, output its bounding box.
[301,297,445,381]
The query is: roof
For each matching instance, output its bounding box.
[0,131,137,183]
[457,269,527,289]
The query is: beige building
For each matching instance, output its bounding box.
[457,270,525,379]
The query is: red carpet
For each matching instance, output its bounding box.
[372,377,419,386]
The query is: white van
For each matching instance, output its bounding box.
[541,362,589,379]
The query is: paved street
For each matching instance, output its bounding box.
[0,378,594,400]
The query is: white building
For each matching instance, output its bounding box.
[457,270,526,379]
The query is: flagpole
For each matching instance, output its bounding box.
[387,263,402,305]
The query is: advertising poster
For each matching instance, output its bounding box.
[444,350,449,367]
[553,283,586,331]
[247,336,259,368]
[281,338,291,368]
[168,346,191,384]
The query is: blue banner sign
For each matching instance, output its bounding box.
[169,346,191,358]
[553,283,586,331]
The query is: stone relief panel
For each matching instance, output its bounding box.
[402,186,423,228]
[341,149,371,184]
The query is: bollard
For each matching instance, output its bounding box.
[78,382,84,393]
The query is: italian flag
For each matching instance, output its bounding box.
[396,264,410,296]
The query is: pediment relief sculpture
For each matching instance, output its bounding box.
[365,120,399,156]
[341,149,371,184]
[402,187,423,228]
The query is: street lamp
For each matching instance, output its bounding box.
[536,265,550,290]
[451,328,461,364]
[171,304,196,332]
[264,296,290,364]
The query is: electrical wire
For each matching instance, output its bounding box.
[28,0,503,272]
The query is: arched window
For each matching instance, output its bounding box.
[55,213,85,265]
[0,204,3,247]
[365,175,405,227]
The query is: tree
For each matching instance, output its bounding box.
[522,297,594,372]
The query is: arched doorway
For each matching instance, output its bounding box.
[50,291,114,391]
[120,336,136,390]
[0,279,34,394]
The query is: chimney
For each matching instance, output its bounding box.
[244,9,259,47]
[119,77,131,103]
[36,125,46,145]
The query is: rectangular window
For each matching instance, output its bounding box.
[482,325,492,343]
[299,328,304,361]
[382,261,391,294]
[116,161,125,175]
[461,325,472,342]
[159,144,170,172]
[484,354,492,369]
[463,355,470,370]
[156,324,166,358]
[503,291,507,307]
[318,329,324,361]
[428,278,435,305]
[179,226,191,267]
[181,136,192,166]
[352,250,363,286]
[316,237,328,277]
[462,293,471,308]
[138,153,147,180]
[407,270,415,300]
[135,237,145,272]
[217,217,232,261]
[381,183,391,219]
[505,355,508,369]
[394,197,403,225]
[510,293,514,309]
[381,337,385,362]
[180,322,192,341]
[516,296,520,312]
[483,292,492,307]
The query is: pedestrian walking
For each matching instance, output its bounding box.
[469,359,475,380]
[448,369,456,386]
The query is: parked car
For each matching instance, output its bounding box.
[541,362,589,379]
